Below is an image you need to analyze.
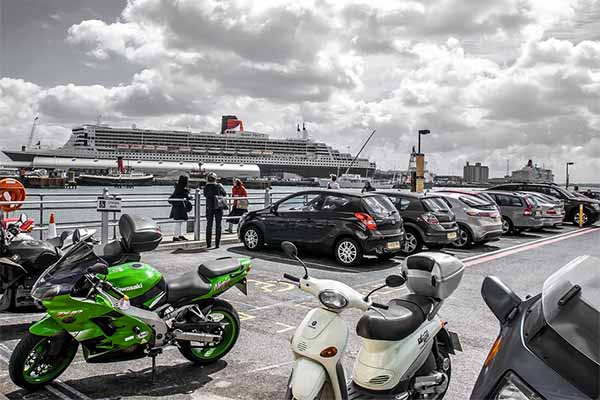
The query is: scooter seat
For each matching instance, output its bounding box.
[197,257,241,278]
[167,270,212,306]
[356,294,435,341]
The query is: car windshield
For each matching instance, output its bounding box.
[422,197,450,212]
[542,255,600,365]
[363,195,396,216]
[33,239,103,290]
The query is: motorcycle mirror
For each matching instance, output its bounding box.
[72,229,81,243]
[87,263,109,276]
[281,241,298,259]
[19,213,27,224]
[481,276,521,324]
[385,274,406,288]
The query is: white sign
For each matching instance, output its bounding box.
[97,197,122,212]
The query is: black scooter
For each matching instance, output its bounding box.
[0,213,74,311]
[470,255,599,400]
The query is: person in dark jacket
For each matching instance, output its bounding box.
[169,175,191,242]
[203,172,227,248]
[361,181,376,193]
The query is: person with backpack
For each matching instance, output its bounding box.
[203,172,227,248]
[169,175,192,242]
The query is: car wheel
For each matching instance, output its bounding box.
[401,229,423,255]
[453,226,472,249]
[572,209,591,226]
[334,238,363,266]
[242,225,263,250]
[501,217,513,234]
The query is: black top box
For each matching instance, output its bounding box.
[119,214,162,253]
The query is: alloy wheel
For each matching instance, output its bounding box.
[337,241,357,264]
[455,229,469,248]
[573,211,589,225]
[244,229,259,249]
[501,218,510,234]
[403,232,417,254]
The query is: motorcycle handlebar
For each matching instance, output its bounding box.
[371,302,389,310]
[283,273,300,283]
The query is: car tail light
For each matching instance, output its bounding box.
[354,212,377,231]
[523,199,534,216]
[547,208,556,215]
[421,213,439,224]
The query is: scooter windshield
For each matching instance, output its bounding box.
[542,255,600,365]
[32,238,104,299]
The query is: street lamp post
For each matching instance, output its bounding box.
[418,129,430,154]
[566,162,574,189]
[415,130,430,193]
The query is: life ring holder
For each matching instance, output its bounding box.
[0,178,27,213]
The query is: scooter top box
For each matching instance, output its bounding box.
[402,252,464,300]
[119,214,162,253]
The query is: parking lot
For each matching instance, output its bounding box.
[1,224,600,400]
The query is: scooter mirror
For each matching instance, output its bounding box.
[281,241,298,259]
[87,263,109,276]
[385,274,406,288]
[19,213,28,224]
[481,276,521,324]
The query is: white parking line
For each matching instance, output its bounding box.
[275,322,295,333]
[55,380,93,400]
[45,385,74,400]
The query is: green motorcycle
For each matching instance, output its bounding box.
[9,214,251,390]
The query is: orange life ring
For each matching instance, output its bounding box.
[0,178,27,212]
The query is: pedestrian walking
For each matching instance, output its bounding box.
[169,175,192,242]
[225,178,248,233]
[203,172,228,248]
[328,174,340,189]
[361,181,376,193]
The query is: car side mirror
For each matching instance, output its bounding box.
[270,205,278,214]
[281,241,298,259]
[19,213,28,224]
[72,229,81,243]
[87,263,109,276]
[481,276,521,324]
[385,274,406,287]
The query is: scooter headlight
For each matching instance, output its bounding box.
[318,290,348,310]
[492,372,544,400]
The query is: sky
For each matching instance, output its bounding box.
[1,0,600,182]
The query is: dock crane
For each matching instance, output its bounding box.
[26,116,39,150]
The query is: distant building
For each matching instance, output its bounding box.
[434,175,464,186]
[511,160,554,183]
[463,162,489,184]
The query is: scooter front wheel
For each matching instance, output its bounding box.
[9,331,78,391]
[284,378,334,400]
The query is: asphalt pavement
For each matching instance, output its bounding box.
[1,224,599,400]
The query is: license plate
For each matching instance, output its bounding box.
[447,232,457,240]
[535,210,542,217]
[386,241,400,250]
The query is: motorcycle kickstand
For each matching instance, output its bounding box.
[148,348,163,384]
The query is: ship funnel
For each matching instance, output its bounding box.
[221,115,244,133]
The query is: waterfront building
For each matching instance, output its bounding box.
[463,162,489,184]
[511,160,554,183]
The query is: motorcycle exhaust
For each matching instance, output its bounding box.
[172,329,221,343]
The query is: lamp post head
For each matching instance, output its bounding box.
[418,129,431,135]
[567,162,574,166]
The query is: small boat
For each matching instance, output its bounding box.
[77,172,154,187]
[117,144,129,150]
[180,147,192,152]
[143,145,156,151]
[156,145,168,152]
[130,144,143,151]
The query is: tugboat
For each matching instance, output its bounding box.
[77,157,153,187]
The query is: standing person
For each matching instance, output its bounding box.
[169,175,192,242]
[226,178,248,233]
[328,174,340,189]
[203,172,227,248]
[361,181,376,193]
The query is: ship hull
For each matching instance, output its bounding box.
[77,174,154,187]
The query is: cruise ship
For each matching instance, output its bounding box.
[4,116,376,178]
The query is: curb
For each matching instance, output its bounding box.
[158,235,240,251]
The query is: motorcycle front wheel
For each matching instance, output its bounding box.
[178,299,240,365]
[9,331,78,390]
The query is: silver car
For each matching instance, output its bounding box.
[435,192,503,248]
[486,191,545,234]
[518,191,564,227]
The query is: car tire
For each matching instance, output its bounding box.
[334,237,363,267]
[401,228,423,255]
[241,225,264,251]
[453,225,473,249]
[501,216,514,235]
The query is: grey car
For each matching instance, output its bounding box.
[435,192,503,248]
[518,191,564,228]
[485,191,545,234]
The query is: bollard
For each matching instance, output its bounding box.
[39,194,45,240]
[101,188,109,244]
[194,188,201,241]
[264,187,271,207]
[579,204,583,228]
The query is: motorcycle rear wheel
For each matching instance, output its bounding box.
[178,299,240,365]
[9,332,78,391]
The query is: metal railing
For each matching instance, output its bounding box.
[0,188,301,244]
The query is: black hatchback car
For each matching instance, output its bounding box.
[379,191,459,255]
[237,190,404,266]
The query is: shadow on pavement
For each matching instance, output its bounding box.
[226,245,400,273]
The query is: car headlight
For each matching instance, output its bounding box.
[318,290,348,310]
[492,372,544,400]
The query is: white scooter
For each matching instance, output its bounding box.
[281,242,464,400]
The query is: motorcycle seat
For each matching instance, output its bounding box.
[356,294,435,341]
[167,270,212,306]
[197,257,241,278]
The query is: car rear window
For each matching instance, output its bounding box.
[363,195,396,216]
[422,197,450,212]
[322,195,351,211]
[459,195,494,209]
